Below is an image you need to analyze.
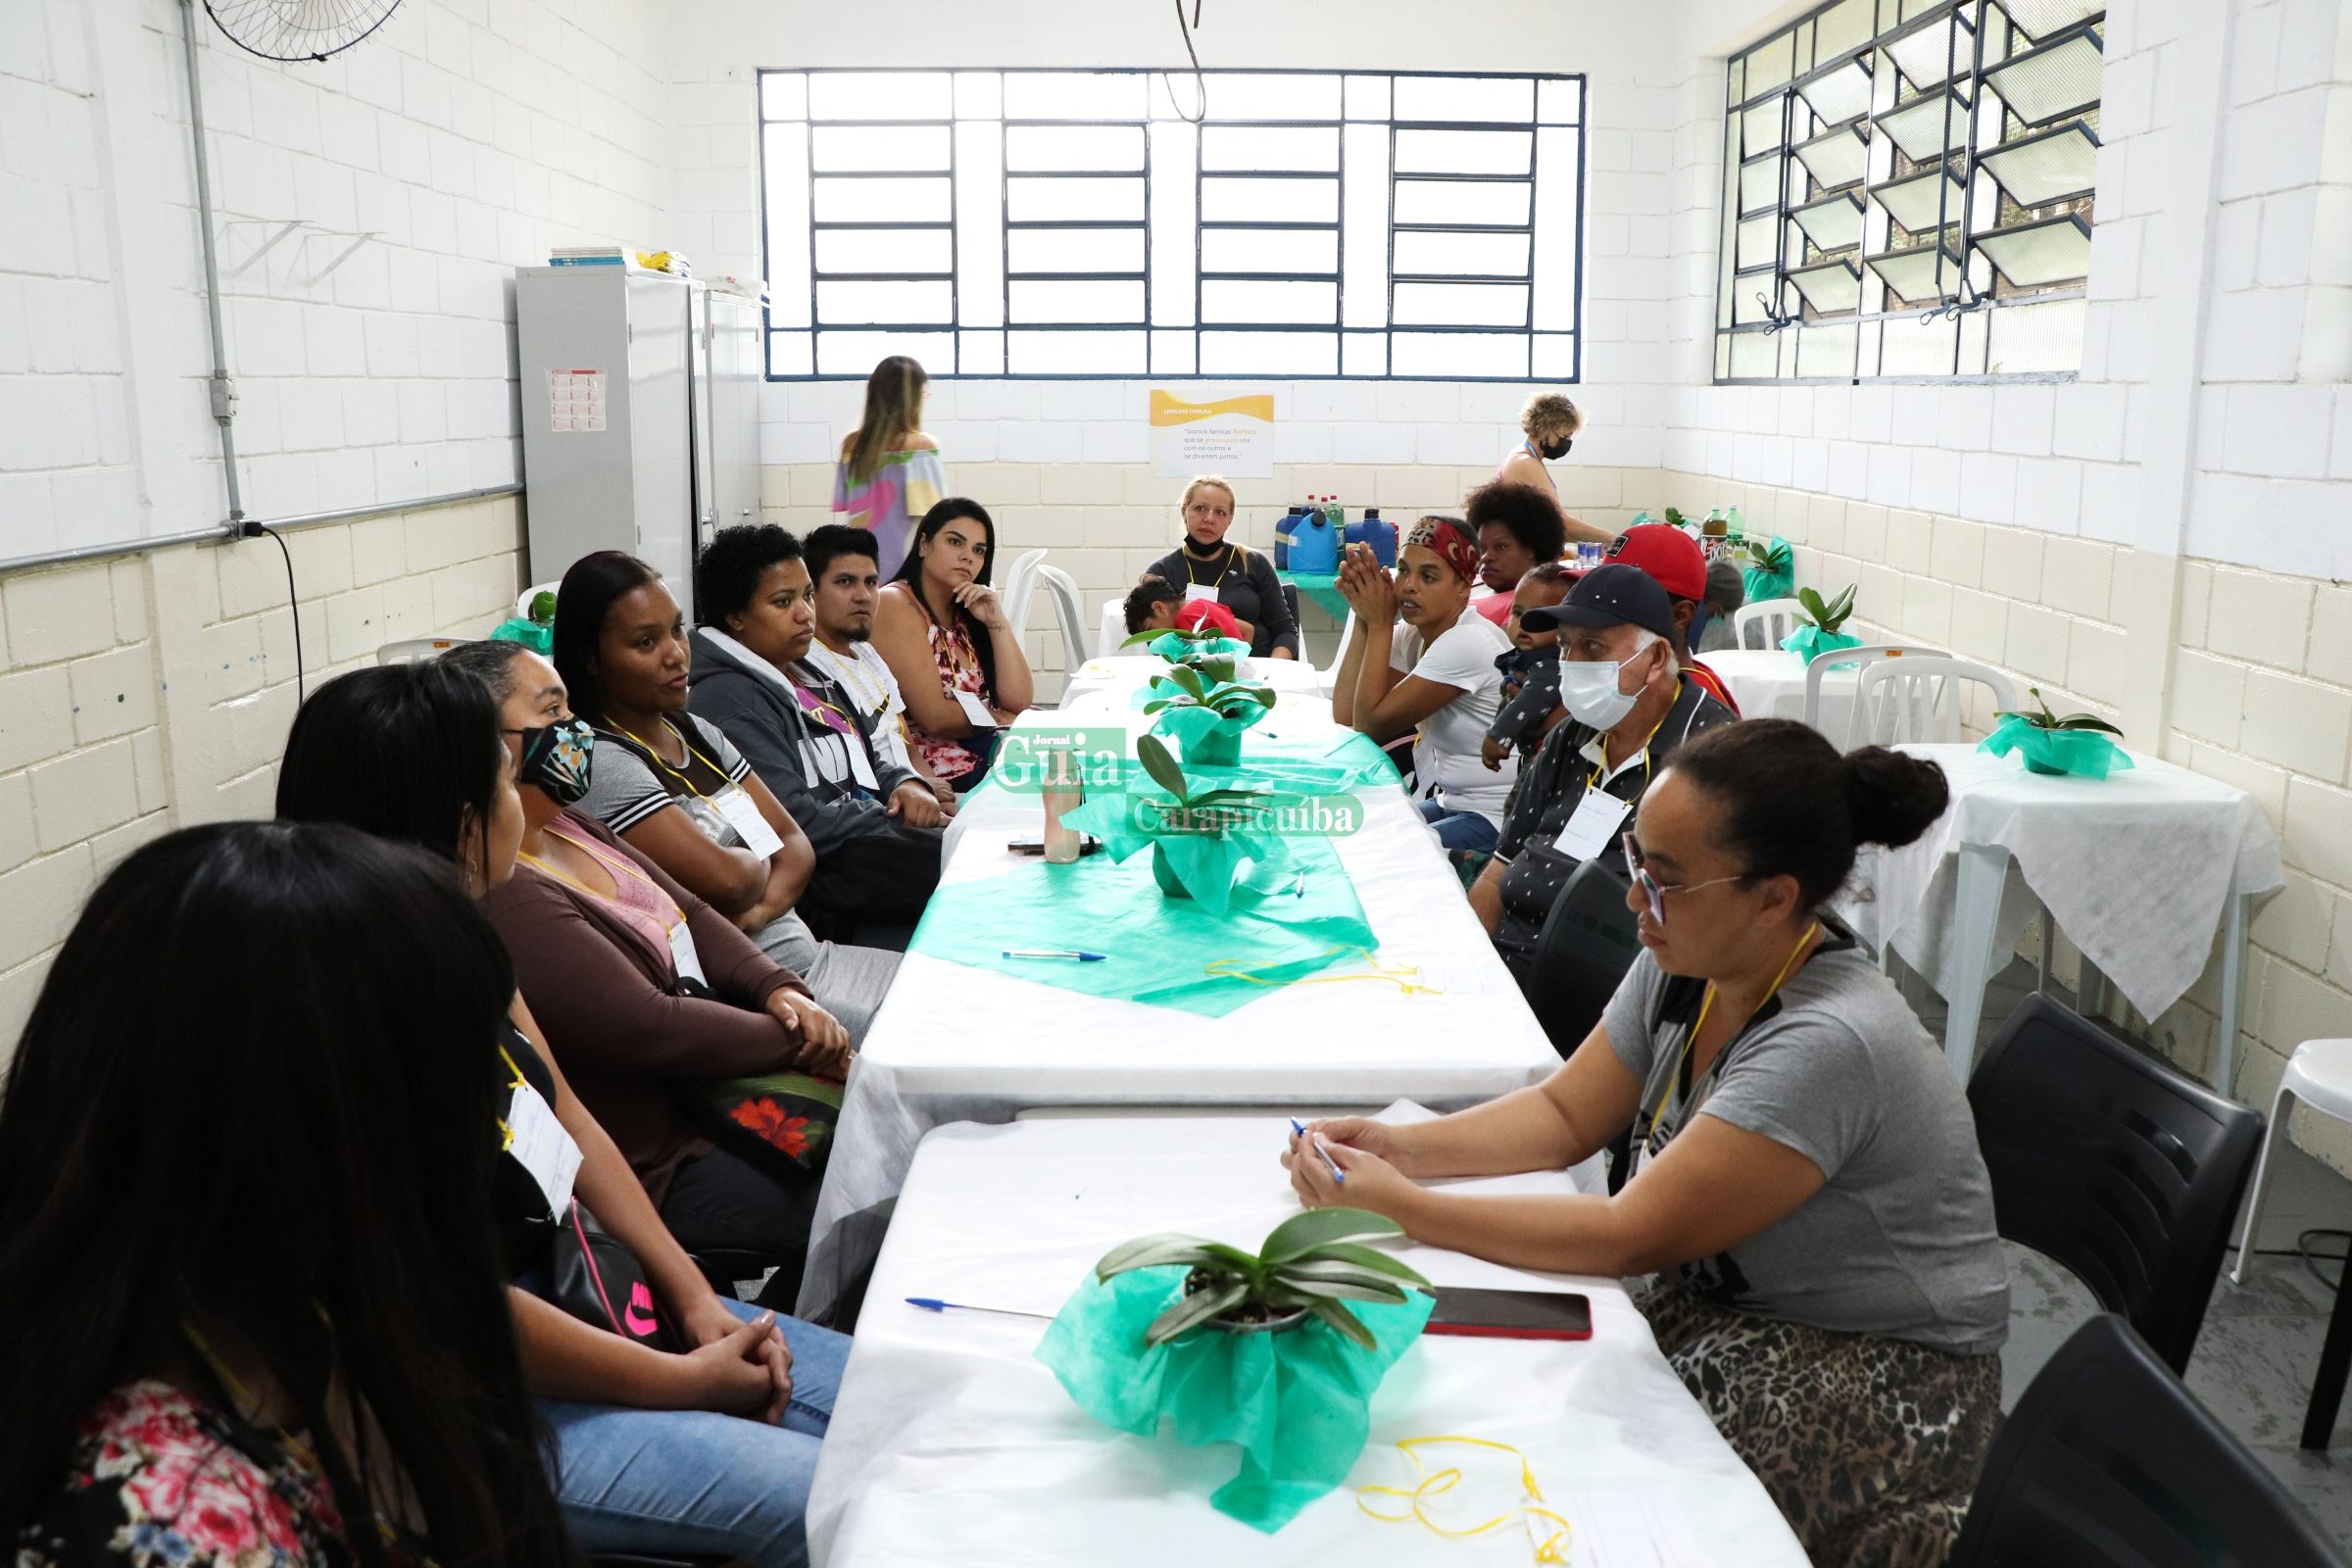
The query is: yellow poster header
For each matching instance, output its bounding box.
[1150,390,1276,426]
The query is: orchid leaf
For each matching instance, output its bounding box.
[1136,734,1190,802]
[1298,1242,1433,1287]
[1145,1279,1250,1346]
[2055,714,2124,736]
[1096,1231,1231,1277]
[1305,1298,1379,1350]
[1258,1207,1403,1263]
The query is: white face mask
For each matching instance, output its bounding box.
[1557,643,1659,730]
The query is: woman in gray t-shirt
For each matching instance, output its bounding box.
[1284,720,2007,1568]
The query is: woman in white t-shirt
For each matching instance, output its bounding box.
[1330,515,1518,854]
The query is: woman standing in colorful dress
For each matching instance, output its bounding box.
[833,356,946,581]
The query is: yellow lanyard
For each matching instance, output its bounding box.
[1583,681,1681,791]
[516,827,686,929]
[1204,945,1441,996]
[1639,921,1820,1160]
[494,1044,527,1152]
[1358,1436,1571,1563]
[608,718,734,803]
[1184,545,1233,588]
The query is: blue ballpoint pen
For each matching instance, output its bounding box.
[1290,1118,1348,1185]
[906,1297,1054,1320]
[1002,948,1108,961]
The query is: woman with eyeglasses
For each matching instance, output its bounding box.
[1285,719,2006,1568]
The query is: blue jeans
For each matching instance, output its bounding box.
[1419,800,1499,855]
[538,1299,850,1568]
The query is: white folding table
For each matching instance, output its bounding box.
[807,1113,1808,1568]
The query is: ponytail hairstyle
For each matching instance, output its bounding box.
[1664,718,1949,908]
[842,356,928,485]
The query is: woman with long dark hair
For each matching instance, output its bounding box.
[550,550,899,1039]
[871,497,1033,792]
[0,821,576,1568]
[832,355,944,579]
[276,662,849,1568]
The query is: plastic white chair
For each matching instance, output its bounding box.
[1097,598,1130,659]
[996,548,1047,640]
[1734,597,1806,651]
[1849,656,2019,746]
[1804,643,1948,741]
[377,637,465,665]
[1310,607,1359,697]
[2230,1039,2352,1285]
[1031,564,1092,680]
[515,581,559,619]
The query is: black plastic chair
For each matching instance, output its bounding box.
[1951,1314,2342,1567]
[1968,993,2264,1374]
[1523,858,1641,1060]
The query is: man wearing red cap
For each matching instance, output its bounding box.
[1604,525,1741,716]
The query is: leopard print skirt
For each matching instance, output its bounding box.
[1637,1281,2002,1568]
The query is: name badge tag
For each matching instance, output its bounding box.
[1555,788,1632,861]
[712,784,784,859]
[507,1080,583,1218]
[1184,583,1221,605]
[844,733,880,792]
[953,689,999,730]
[667,916,710,987]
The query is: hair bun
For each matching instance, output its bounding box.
[1843,747,1949,849]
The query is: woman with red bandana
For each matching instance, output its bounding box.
[1330,515,1519,855]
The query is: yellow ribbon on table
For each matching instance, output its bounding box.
[1203,944,1441,997]
[1357,1435,1573,1563]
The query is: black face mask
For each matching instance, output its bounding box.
[515,718,595,806]
[1539,435,1574,461]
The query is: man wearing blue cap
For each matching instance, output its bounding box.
[1467,564,1737,1003]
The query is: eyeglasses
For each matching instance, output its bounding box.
[1621,831,1746,925]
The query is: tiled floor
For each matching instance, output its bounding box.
[1915,956,2352,1544]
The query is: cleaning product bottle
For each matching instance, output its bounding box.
[1290,497,1340,574]
[1273,505,1302,571]
[1347,507,1396,567]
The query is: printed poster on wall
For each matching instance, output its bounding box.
[1150,389,1275,478]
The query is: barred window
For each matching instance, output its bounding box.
[1716,0,2102,382]
[759,70,1586,380]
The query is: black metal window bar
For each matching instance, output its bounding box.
[1716,0,2103,384]
[759,69,1586,380]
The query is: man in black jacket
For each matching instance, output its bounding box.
[687,524,943,947]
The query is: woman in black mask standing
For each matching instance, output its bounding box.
[1493,391,1614,550]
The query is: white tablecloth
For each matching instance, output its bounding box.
[1842,743,2283,1024]
[1700,648,1859,737]
[803,690,1556,1318]
[808,1113,1804,1568]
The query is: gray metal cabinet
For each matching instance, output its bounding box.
[517,268,762,620]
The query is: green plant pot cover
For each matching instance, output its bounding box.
[1036,1264,1434,1532]
[1741,535,1793,604]
[490,617,554,655]
[1147,632,1250,662]
[1150,699,1264,769]
[1151,842,1190,898]
[1781,625,1862,665]
[1979,714,2134,780]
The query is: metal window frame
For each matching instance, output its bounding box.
[1715,0,2105,385]
[758,67,1586,381]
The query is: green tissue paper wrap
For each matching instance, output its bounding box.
[1741,535,1793,604]
[490,617,554,655]
[1149,689,1271,768]
[906,835,1376,1014]
[1036,1265,1434,1532]
[1782,625,1862,666]
[1980,715,2134,780]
